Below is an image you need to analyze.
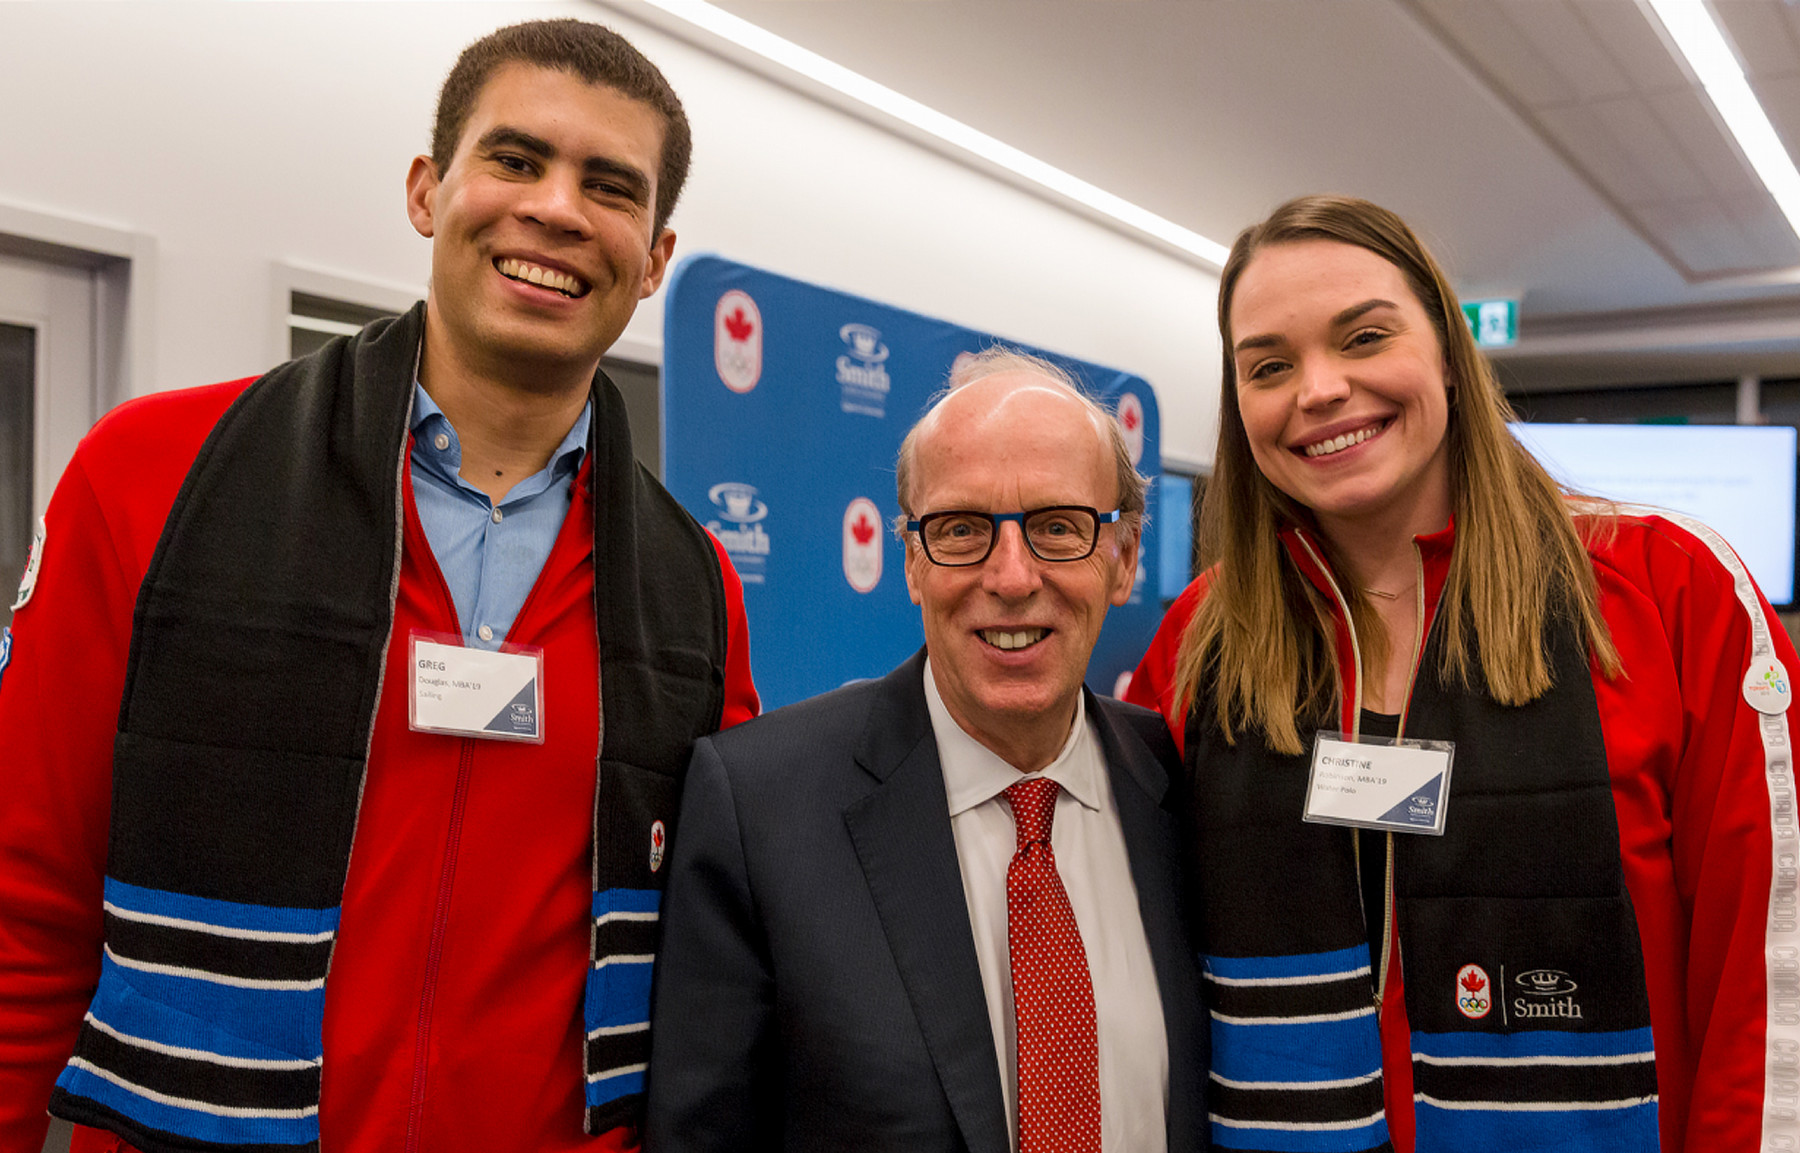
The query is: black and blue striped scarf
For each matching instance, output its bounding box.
[1188,597,1658,1152]
[48,304,727,1152]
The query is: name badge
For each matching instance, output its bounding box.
[409,634,544,743]
[1303,732,1455,835]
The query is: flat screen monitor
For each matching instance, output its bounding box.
[1509,422,1797,607]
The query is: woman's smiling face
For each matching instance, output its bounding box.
[1228,238,1454,543]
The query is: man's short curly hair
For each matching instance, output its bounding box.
[431,19,692,237]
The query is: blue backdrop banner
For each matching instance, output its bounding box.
[663,254,1163,711]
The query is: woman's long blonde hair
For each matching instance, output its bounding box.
[1174,195,1618,755]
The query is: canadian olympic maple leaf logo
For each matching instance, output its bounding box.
[1455,963,1492,1019]
[1122,406,1141,432]
[723,308,755,342]
[842,497,884,593]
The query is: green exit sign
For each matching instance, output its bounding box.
[1462,299,1518,348]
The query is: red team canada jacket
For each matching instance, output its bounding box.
[1126,511,1800,1153]
[0,380,760,1153]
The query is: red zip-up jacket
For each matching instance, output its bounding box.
[1126,513,1799,1153]
[0,379,760,1153]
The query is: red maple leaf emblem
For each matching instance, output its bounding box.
[1122,406,1141,432]
[851,513,875,545]
[723,308,754,342]
[1459,970,1487,994]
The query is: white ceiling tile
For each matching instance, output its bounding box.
[1785,2,1800,59]
[1539,102,1663,204]
[1646,88,1763,197]
[1751,71,1800,161]
[1493,0,1634,101]
[1589,96,1711,200]
[1720,189,1800,265]
[1633,198,1750,273]
[1411,0,1579,105]
[1570,0,1693,94]
[1713,0,1800,80]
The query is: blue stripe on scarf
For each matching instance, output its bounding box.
[1210,1013,1382,1084]
[54,1062,318,1147]
[585,962,654,1033]
[104,878,340,937]
[1413,1097,1657,1151]
[585,1066,647,1108]
[584,888,660,1111]
[88,953,326,1060]
[591,887,661,918]
[87,955,324,1063]
[1211,1115,1389,1153]
[1206,946,1371,982]
[1412,1026,1654,1060]
[585,887,660,1033]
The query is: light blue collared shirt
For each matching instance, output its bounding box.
[409,383,590,651]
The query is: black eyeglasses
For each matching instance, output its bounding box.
[905,506,1120,567]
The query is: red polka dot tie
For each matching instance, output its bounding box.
[1006,777,1101,1153]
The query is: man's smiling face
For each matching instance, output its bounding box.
[903,373,1138,769]
[406,62,676,384]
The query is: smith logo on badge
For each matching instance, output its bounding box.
[707,482,771,584]
[837,323,891,418]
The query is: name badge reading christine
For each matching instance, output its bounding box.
[409,634,544,743]
[1304,732,1455,835]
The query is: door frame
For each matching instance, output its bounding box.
[0,199,156,409]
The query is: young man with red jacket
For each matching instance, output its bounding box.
[0,20,757,1153]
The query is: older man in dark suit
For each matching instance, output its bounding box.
[644,348,1205,1152]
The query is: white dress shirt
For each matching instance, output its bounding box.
[924,659,1169,1153]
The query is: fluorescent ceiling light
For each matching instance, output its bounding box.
[633,0,1231,267]
[1644,0,1800,242]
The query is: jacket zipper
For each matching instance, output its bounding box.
[1292,534,1364,728]
[1293,532,1430,1009]
[405,736,476,1152]
[1376,543,1430,1007]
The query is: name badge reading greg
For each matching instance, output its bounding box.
[1304,732,1454,835]
[409,634,544,743]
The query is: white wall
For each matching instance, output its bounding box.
[0,0,1221,467]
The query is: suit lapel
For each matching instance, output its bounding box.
[1091,694,1206,1151]
[843,654,1010,1153]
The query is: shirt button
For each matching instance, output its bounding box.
[478,625,494,641]
[491,507,503,524]
[433,432,450,451]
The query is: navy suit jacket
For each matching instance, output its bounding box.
[644,652,1207,1152]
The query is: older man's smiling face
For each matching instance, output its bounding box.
[903,373,1138,771]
